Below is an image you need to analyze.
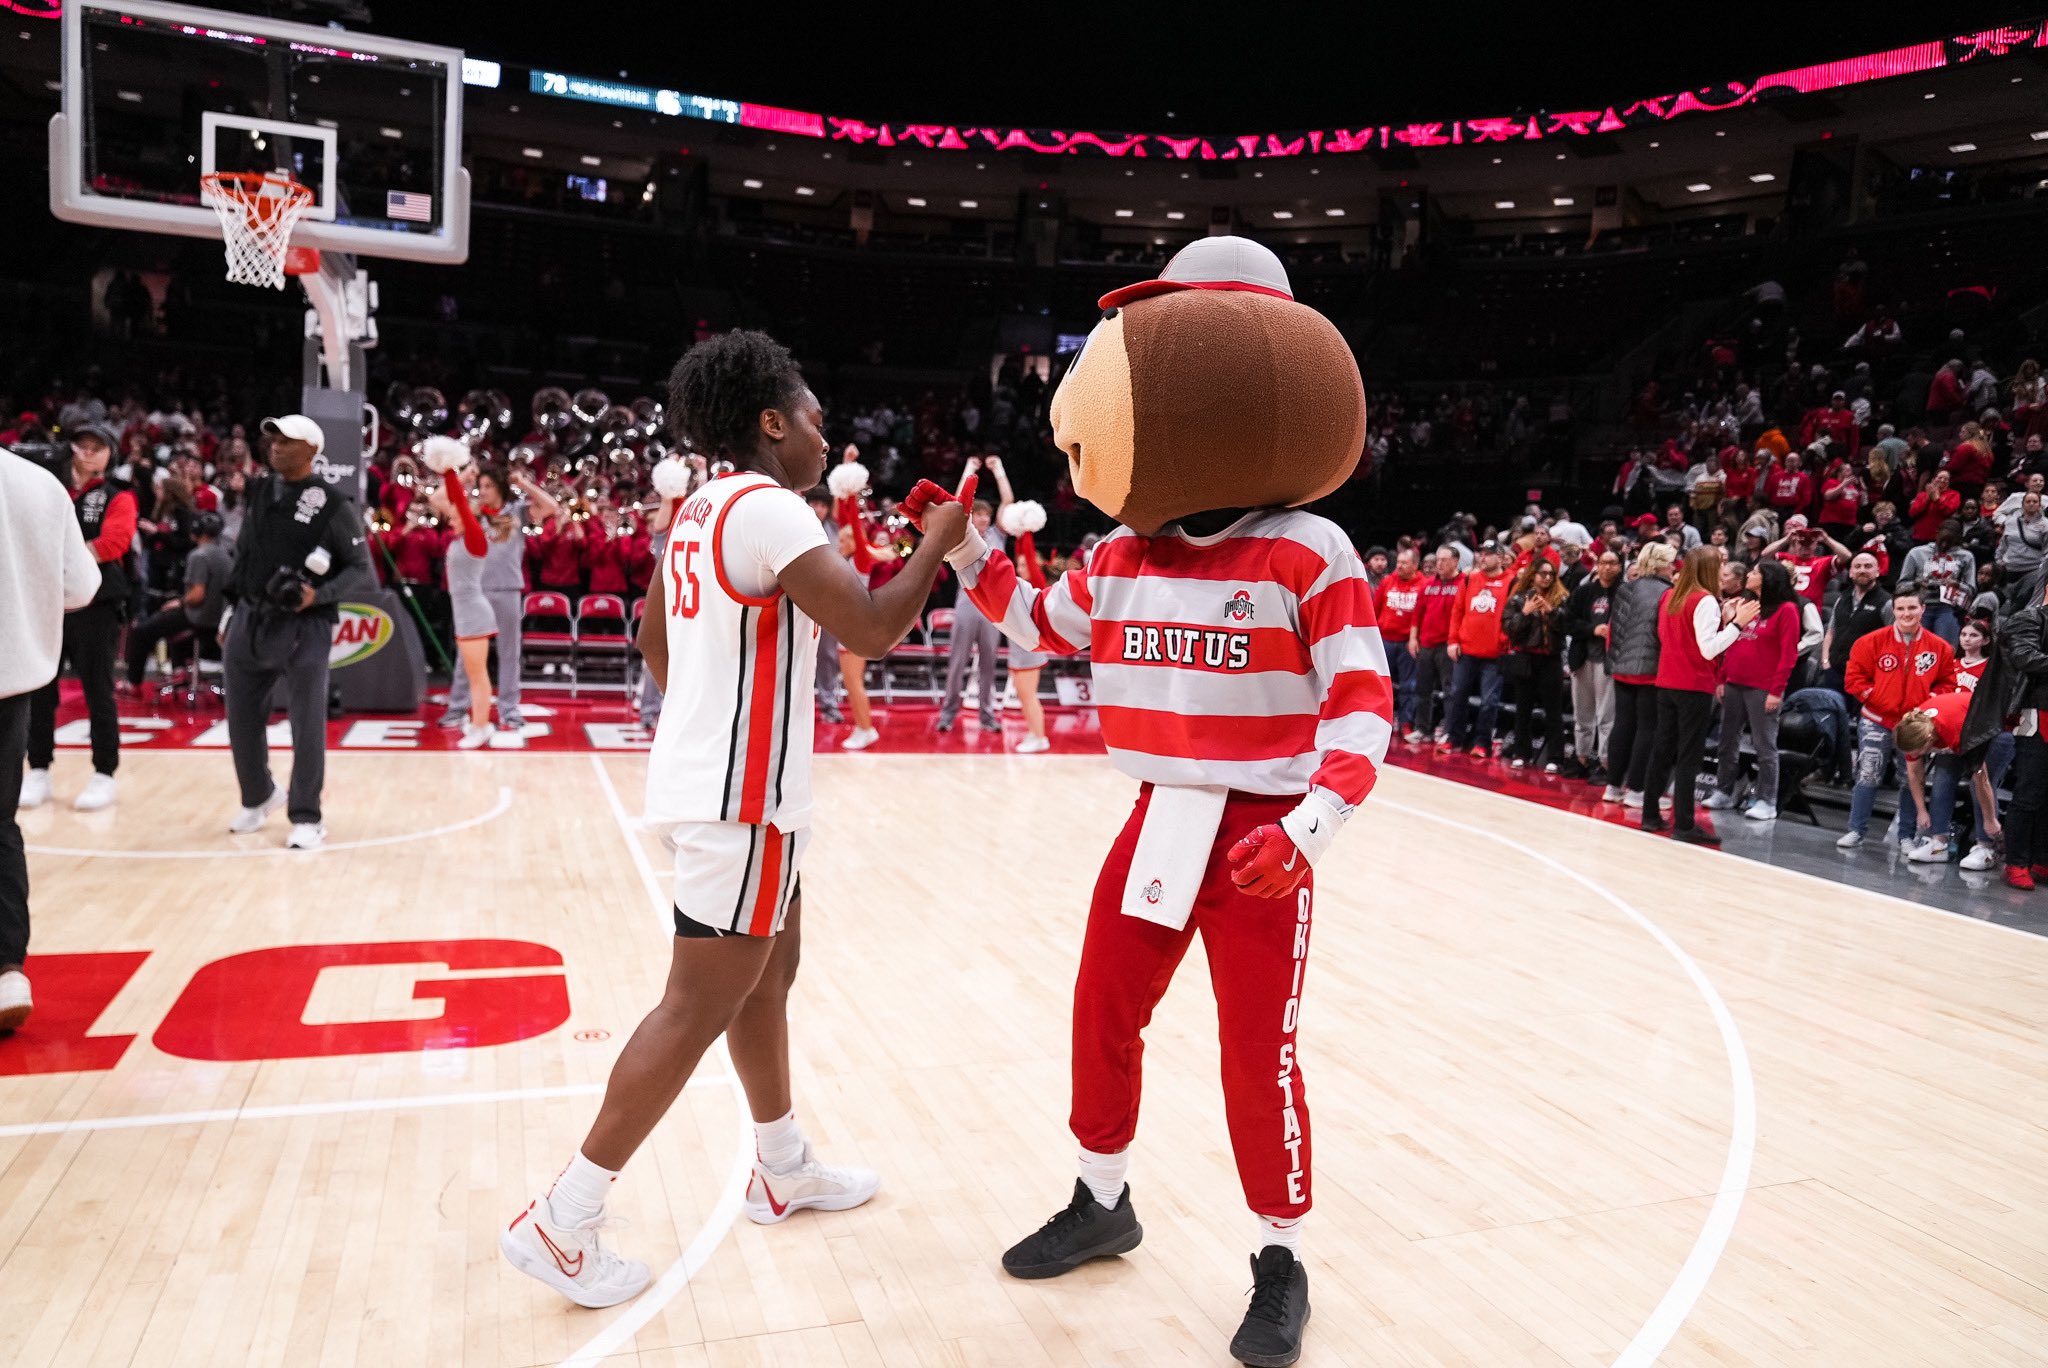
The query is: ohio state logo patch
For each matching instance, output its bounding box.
[1142,879,1163,905]
[1224,591,1255,622]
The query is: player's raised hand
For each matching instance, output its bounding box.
[900,474,977,532]
[1227,823,1308,899]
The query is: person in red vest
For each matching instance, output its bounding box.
[1374,546,1425,735]
[1840,588,1957,850]
[1638,545,1757,844]
[1444,541,1514,759]
[1409,546,1464,744]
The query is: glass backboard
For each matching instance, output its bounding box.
[49,0,469,264]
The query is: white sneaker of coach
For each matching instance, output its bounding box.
[229,785,287,834]
[286,822,326,851]
[72,773,116,812]
[742,1144,880,1225]
[19,769,50,810]
[500,1195,651,1309]
[0,969,31,1033]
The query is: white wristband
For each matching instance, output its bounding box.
[1279,791,1345,869]
[943,523,989,572]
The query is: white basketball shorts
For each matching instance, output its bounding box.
[664,821,808,938]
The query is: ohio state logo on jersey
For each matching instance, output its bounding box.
[1142,879,1163,905]
[1472,589,1498,614]
[1224,590,1255,622]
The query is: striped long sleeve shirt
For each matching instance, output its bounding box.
[959,508,1393,810]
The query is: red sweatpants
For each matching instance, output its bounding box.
[1069,786,1315,1219]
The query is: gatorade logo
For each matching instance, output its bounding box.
[330,603,394,667]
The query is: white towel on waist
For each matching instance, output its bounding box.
[1121,784,1229,931]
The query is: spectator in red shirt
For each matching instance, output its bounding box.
[1444,541,1514,758]
[1927,360,1968,426]
[1762,451,1814,521]
[1841,588,1958,848]
[583,506,644,596]
[1763,517,1852,608]
[1803,391,1860,461]
[1818,457,1865,533]
[1722,449,1759,512]
[1374,546,1425,734]
[531,514,589,595]
[1909,469,1962,542]
[1408,546,1464,744]
[1944,427,1994,500]
[1705,559,1802,822]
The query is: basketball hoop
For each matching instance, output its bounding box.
[199,171,314,290]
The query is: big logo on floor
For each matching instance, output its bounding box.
[0,940,570,1076]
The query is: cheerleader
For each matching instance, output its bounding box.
[826,451,900,750]
[997,497,1053,753]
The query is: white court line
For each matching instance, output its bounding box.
[1397,780,1755,1368]
[559,754,756,1368]
[23,785,514,859]
[0,1081,606,1138]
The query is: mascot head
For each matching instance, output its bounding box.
[1050,236,1366,536]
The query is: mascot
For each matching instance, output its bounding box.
[903,236,1384,1366]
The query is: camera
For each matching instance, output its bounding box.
[263,566,309,611]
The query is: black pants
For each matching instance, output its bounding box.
[26,600,123,777]
[1607,680,1657,793]
[1510,652,1567,764]
[2003,733,2048,869]
[1641,688,1715,832]
[1412,643,1452,737]
[125,604,198,686]
[224,611,332,825]
[0,692,27,968]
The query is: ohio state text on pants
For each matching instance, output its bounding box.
[1070,785,1316,1219]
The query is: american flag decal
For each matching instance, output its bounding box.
[386,190,433,222]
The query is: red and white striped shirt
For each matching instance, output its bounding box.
[960,508,1393,808]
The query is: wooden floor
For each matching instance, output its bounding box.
[5,749,2047,1367]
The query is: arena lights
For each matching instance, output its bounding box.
[2032,129,2048,139]
[741,178,762,189]
[1494,200,1516,209]
[1325,208,1345,216]
[1949,142,1978,151]
[1165,210,1186,220]
[958,199,978,208]
[1114,209,1133,217]
[794,185,815,196]
[1271,210,1294,219]
[579,154,601,166]
[906,196,928,206]
[1748,172,1777,182]
[521,147,543,158]
[1687,182,1712,192]
[1553,196,1575,206]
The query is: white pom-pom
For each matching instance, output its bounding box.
[651,457,691,499]
[420,436,471,474]
[827,462,869,499]
[999,500,1047,535]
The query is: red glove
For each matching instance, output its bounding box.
[1227,824,1308,899]
[900,474,977,533]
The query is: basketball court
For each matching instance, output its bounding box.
[5,743,2047,1366]
[16,4,2048,1364]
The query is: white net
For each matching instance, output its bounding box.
[200,173,313,290]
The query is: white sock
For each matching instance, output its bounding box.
[1257,1213,1303,1257]
[754,1108,807,1173]
[1078,1147,1128,1210]
[547,1150,619,1227]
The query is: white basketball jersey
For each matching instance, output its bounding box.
[644,473,828,833]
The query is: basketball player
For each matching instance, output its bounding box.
[501,331,968,1308]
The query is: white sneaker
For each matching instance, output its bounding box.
[489,728,527,750]
[1601,785,1626,803]
[1622,789,1645,809]
[458,722,493,750]
[1702,792,1737,811]
[839,727,880,751]
[72,773,116,812]
[1906,837,1950,864]
[1744,801,1777,822]
[19,768,50,810]
[1960,844,1999,871]
[500,1195,651,1309]
[1015,734,1051,754]
[1402,729,1424,745]
[287,822,326,850]
[742,1145,880,1225]
[1836,830,1865,849]
[0,969,30,1033]
[229,785,287,834]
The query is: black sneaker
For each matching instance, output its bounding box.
[1229,1245,1310,1366]
[1587,764,1609,785]
[1000,1179,1143,1280]
[1672,826,1722,848]
[1558,758,1588,779]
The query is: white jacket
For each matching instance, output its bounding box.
[0,448,102,699]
